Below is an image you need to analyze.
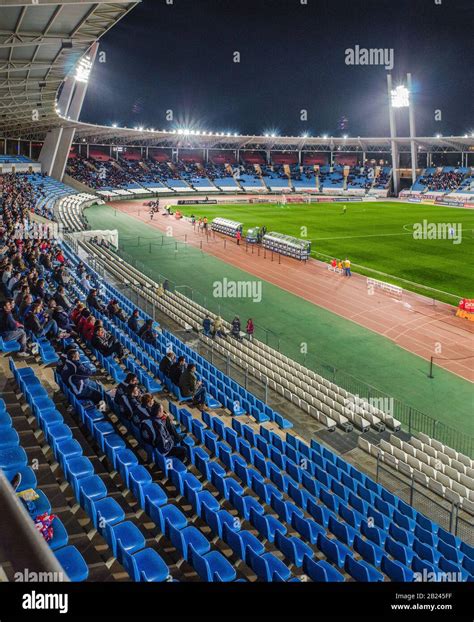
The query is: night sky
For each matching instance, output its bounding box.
[81,0,474,138]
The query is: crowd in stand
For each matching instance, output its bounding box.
[0,173,190,461]
[420,170,465,192]
[65,153,397,193]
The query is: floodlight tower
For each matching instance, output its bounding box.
[39,42,99,180]
[387,74,416,195]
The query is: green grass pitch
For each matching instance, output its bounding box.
[174,201,474,303]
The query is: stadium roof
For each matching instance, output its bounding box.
[0,0,139,137]
[65,122,474,153]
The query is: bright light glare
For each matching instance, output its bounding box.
[391,85,410,108]
[75,56,92,83]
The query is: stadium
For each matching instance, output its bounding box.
[0,0,473,617]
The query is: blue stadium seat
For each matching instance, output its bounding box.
[381,555,414,582]
[105,521,145,565]
[303,555,345,582]
[189,546,236,582]
[123,548,169,582]
[55,546,89,582]
[90,497,125,533]
[247,550,292,582]
[274,531,314,567]
[345,555,384,582]
[318,534,353,568]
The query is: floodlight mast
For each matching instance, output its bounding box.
[407,73,417,185]
[387,74,400,195]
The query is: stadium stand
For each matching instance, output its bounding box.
[410,167,470,194]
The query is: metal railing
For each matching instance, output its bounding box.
[375,458,473,544]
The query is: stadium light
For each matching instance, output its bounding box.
[75,56,92,84]
[322,134,328,139]
[112,123,118,128]
[436,133,442,138]
[391,85,410,108]
[343,134,348,139]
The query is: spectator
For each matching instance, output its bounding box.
[53,285,71,311]
[121,384,142,423]
[70,301,85,325]
[86,289,105,313]
[202,315,212,336]
[0,299,28,356]
[231,316,241,340]
[91,326,124,358]
[179,363,207,410]
[344,257,351,277]
[246,318,254,341]
[140,401,187,460]
[114,373,142,416]
[24,300,62,339]
[107,299,126,322]
[213,315,225,338]
[159,351,175,377]
[60,349,105,407]
[169,355,186,385]
[127,309,140,333]
[138,318,158,347]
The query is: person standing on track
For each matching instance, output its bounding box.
[236,230,242,245]
[344,257,351,277]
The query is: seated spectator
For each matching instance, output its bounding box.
[70,301,85,324]
[78,309,94,339]
[138,318,158,347]
[159,351,175,377]
[84,316,100,342]
[127,309,140,333]
[179,363,207,410]
[140,401,187,460]
[86,289,106,313]
[18,293,33,320]
[107,298,126,321]
[121,383,142,422]
[54,285,71,311]
[24,300,62,339]
[91,325,124,358]
[114,373,142,416]
[169,355,186,385]
[53,305,74,333]
[0,299,28,356]
[80,273,93,292]
[213,315,225,338]
[60,349,105,407]
[202,315,212,336]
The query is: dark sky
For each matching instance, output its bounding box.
[81,0,474,138]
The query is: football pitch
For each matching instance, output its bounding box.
[173,201,474,303]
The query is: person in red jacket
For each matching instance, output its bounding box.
[246,318,254,341]
[70,301,85,325]
[83,316,99,342]
[236,230,242,245]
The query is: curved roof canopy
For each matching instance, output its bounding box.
[0,0,139,137]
